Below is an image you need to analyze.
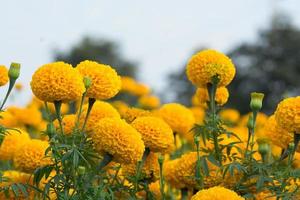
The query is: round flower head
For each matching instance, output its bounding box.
[13,139,52,173]
[195,87,229,106]
[31,62,85,102]
[54,114,76,135]
[164,159,186,189]
[158,103,195,135]
[138,95,160,109]
[7,106,43,128]
[191,186,244,200]
[131,116,174,153]
[219,109,240,124]
[186,49,236,87]
[122,107,152,123]
[123,152,159,181]
[121,76,137,94]
[80,101,120,132]
[76,60,121,100]
[0,129,31,160]
[0,65,9,86]
[275,96,300,133]
[90,117,145,164]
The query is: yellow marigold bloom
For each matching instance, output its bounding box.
[14,83,23,91]
[90,117,145,164]
[31,62,85,102]
[138,95,160,109]
[13,139,52,173]
[0,129,30,160]
[7,106,42,128]
[195,87,229,106]
[262,115,296,151]
[186,49,236,87]
[190,107,205,124]
[54,114,76,135]
[121,76,137,93]
[164,159,186,189]
[76,60,121,100]
[219,109,240,124]
[123,152,159,181]
[134,83,151,96]
[158,103,195,135]
[131,116,174,153]
[0,65,9,86]
[122,107,152,123]
[191,186,244,200]
[275,96,300,133]
[80,101,120,132]
[0,111,17,127]
[27,96,69,115]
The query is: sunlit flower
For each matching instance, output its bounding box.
[191,186,244,200]
[0,65,9,86]
[138,95,160,109]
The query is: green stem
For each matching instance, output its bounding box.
[291,133,300,162]
[158,155,165,200]
[81,98,96,132]
[195,137,203,188]
[249,112,257,158]
[75,92,86,130]
[135,148,150,192]
[181,188,188,200]
[0,79,16,110]
[54,101,64,135]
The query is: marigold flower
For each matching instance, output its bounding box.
[275,96,300,133]
[0,111,17,127]
[158,103,195,135]
[54,114,76,135]
[131,116,174,153]
[164,159,186,189]
[122,107,152,123]
[31,62,85,102]
[7,106,43,128]
[0,129,31,160]
[219,109,240,124]
[13,139,52,173]
[121,76,151,96]
[27,96,69,115]
[110,101,129,116]
[123,152,159,181]
[90,117,145,164]
[186,49,236,87]
[0,65,9,86]
[195,87,229,106]
[190,107,205,124]
[191,186,244,200]
[138,95,160,109]
[76,60,121,100]
[80,101,120,132]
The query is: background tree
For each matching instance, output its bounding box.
[54,36,138,78]
[166,14,300,114]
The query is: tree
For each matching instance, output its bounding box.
[54,36,138,78]
[166,14,300,114]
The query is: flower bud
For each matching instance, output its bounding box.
[158,154,164,165]
[47,123,56,136]
[258,140,270,155]
[83,76,92,89]
[8,62,21,80]
[250,92,264,111]
[288,142,295,152]
[77,166,86,175]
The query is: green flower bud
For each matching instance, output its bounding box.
[258,141,270,155]
[288,142,295,152]
[83,76,92,89]
[247,114,254,130]
[77,166,86,175]
[158,154,164,165]
[250,92,264,111]
[8,62,21,80]
[194,136,200,145]
[47,123,56,136]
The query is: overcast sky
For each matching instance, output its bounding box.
[1,0,300,104]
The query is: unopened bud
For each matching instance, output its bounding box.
[8,62,20,80]
[47,123,55,136]
[158,154,164,165]
[77,166,86,175]
[83,76,92,89]
[258,141,270,155]
[250,92,264,111]
[288,143,295,152]
[194,136,200,145]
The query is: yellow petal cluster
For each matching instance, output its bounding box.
[186,49,236,87]
[90,117,145,164]
[0,111,17,127]
[123,152,159,181]
[0,129,31,160]
[0,65,9,86]
[164,159,186,189]
[122,107,152,123]
[7,106,43,128]
[138,95,160,109]
[131,116,174,153]
[191,186,244,200]
[54,114,76,135]
[275,96,300,133]
[30,62,85,102]
[80,101,120,132]
[121,76,151,96]
[158,103,195,135]
[13,139,52,173]
[190,107,205,124]
[195,87,229,106]
[76,60,121,100]
[219,109,240,124]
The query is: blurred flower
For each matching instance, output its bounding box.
[14,82,23,91]
[138,95,160,109]
[0,65,9,86]
[54,114,76,135]
[7,106,43,128]
[195,87,229,106]
[122,107,152,123]
[190,106,205,124]
[219,109,240,124]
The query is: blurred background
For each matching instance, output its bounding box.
[1,0,300,114]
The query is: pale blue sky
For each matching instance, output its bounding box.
[1,0,300,104]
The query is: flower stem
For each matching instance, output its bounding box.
[0,79,16,110]
[54,101,64,135]
[158,154,165,200]
[75,92,86,130]
[81,98,96,132]
[135,148,150,192]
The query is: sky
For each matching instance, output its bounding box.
[1,0,300,104]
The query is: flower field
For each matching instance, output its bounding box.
[0,49,300,199]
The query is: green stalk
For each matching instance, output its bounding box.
[180,188,188,200]
[195,137,203,188]
[75,92,86,130]
[158,154,165,200]
[54,101,64,135]
[135,148,150,192]
[81,98,96,132]
[0,79,16,110]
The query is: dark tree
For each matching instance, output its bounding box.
[54,36,138,78]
